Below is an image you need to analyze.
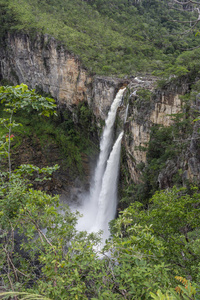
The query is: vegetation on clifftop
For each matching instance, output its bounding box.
[1,0,200,76]
[1,0,200,297]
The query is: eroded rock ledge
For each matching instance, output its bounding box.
[1,32,200,189]
[0,33,126,120]
[123,76,200,188]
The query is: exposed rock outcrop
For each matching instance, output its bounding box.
[0,33,126,120]
[0,33,92,108]
[1,32,200,192]
[123,76,200,187]
[0,32,127,198]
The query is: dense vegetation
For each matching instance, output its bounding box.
[0,85,98,179]
[1,0,200,299]
[1,0,200,76]
[0,85,200,299]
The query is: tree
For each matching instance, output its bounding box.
[114,186,200,283]
[168,0,200,38]
[0,84,104,300]
[1,84,199,300]
[0,84,57,175]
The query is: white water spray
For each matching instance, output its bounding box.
[124,103,129,123]
[91,131,124,241]
[90,88,125,205]
[130,90,137,97]
[75,88,126,243]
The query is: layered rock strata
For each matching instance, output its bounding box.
[1,33,200,187]
[0,33,125,120]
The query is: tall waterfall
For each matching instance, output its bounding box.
[91,131,124,241]
[90,88,125,214]
[75,88,125,244]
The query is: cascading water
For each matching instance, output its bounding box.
[91,131,124,242]
[75,88,126,244]
[89,89,125,217]
[124,103,129,123]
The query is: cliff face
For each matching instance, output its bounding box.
[123,77,200,188]
[0,33,127,198]
[0,33,92,108]
[1,32,200,191]
[0,33,124,120]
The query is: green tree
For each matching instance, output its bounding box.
[1,84,200,300]
[0,84,102,300]
[114,186,200,283]
[0,84,56,175]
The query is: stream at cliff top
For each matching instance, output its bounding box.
[70,88,126,245]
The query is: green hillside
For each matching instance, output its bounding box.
[1,2,200,299]
[1,0,200,76]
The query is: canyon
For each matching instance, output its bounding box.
[1,33,200,197]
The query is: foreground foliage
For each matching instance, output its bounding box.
[0,84,97,177]
[0,85,200,299]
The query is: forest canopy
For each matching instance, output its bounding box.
[1,0,200,76]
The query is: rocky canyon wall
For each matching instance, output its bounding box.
[1,32,200,189]
[0,33,124,121]
[0,33,126,198]
[123,77,200,188]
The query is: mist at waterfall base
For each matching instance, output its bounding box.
[70,88,126,246]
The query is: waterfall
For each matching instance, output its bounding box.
[91,131,124,242]
[124,103,129,123]
[90,88,126,205]
[75,88,125,244]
